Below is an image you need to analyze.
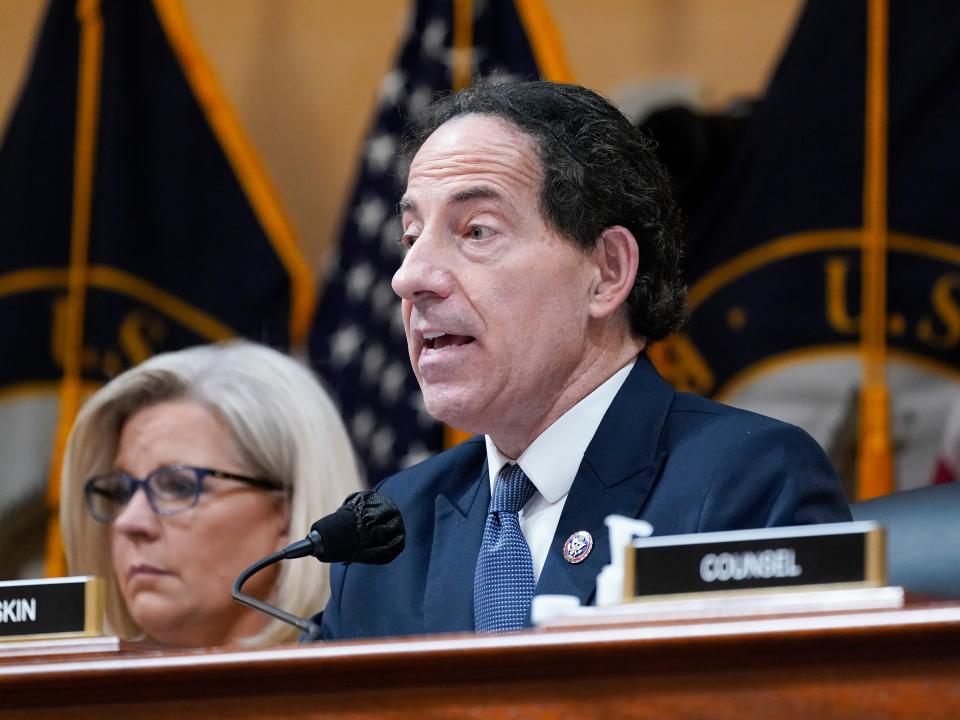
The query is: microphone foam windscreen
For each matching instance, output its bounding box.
[310,507,361,562]
[344,491,405,564]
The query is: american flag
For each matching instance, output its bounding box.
[309,0,549,485]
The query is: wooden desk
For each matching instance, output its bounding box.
[2,601,959,719]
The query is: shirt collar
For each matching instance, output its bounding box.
[485,359,636,503]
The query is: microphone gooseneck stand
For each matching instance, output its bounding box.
[232,548,320,637]
[231,490,406,643]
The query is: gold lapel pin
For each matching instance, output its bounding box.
[563,530,593,564]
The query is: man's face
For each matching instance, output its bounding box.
[392,114,598,448]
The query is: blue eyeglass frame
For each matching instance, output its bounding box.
[83,464,284,523]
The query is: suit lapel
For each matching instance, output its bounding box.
[423,456,490,633]
[535,356,673,605]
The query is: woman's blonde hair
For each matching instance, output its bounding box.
[60,340,363,645]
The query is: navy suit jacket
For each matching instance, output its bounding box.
[317,356,851,640]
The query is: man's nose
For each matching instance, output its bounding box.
[113,485,161,538]
[391,229,453,302]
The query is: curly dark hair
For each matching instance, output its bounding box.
[401,79,687,341]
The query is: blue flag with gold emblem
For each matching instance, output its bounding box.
[0,0,313,576]
[670,0,960,491]
[310,0,568,484]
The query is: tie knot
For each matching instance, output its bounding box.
[490,464,536,515]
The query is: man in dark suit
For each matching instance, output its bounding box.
[316,80,850,640]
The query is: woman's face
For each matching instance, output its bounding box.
[109,400,288,646]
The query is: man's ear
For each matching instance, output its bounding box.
[588,225,639,320]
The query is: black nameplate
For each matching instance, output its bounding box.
[0,576,104,641]
[625,522,884,600]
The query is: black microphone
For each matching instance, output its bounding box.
[231,490,405,636]
[281,490,405,564]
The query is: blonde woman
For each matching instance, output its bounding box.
[60,341,362,646]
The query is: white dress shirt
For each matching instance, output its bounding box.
[484,360,635,582]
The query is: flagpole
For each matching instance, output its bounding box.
[452,0,473,91]
[44,0,104,577]
[857,0,894,499]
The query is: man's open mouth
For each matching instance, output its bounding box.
[423,331,476,351]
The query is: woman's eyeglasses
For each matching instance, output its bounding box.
[83,465,284,523]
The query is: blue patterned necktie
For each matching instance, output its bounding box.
[473,463,537,632]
